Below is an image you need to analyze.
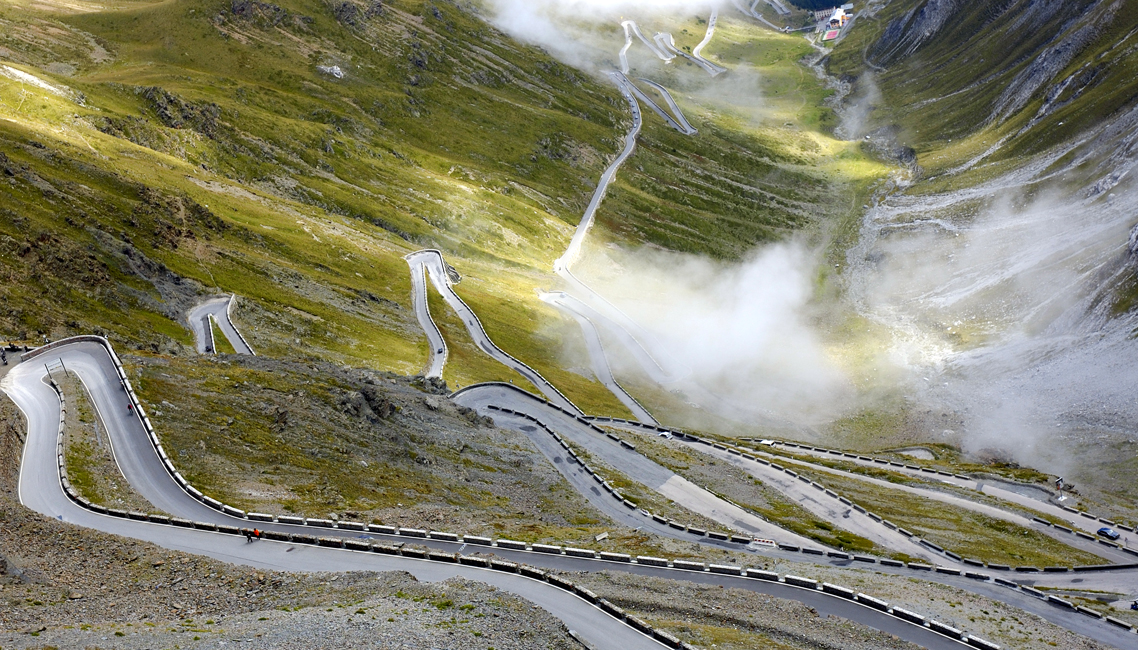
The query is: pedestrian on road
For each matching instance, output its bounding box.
[253,528,262,540]
[243,528,253,542]
[127,403,133,413]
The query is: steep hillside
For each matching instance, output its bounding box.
[828,0,1138,180]
[0,0,858,415]
[819,0,1138,507]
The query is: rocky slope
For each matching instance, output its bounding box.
[821,0,1138,508]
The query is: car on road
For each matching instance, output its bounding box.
[436,348,443,354]
[1097,527,1120,540]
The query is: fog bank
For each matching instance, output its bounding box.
[482,0,719,68]
[575,242,852,424]
[846,153,1138,466]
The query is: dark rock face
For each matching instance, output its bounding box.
[870,0,964,65]
[0,152,25,176]
[141,87,221,139]
[988,3,1120,124]
[342,384,399,421]
[230,0,290,24]
[410,375,448,395]
[863,126,919,170]
[332,1,359,25]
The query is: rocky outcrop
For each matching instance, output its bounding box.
[141,87,221,139]
[989,1,1120,124]
[869,0,964,65]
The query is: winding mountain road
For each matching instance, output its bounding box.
[761,444,1138,562]
[9,340,1132,647]
[784,444,1137,541]
[757,0,791,17]
[691,9,724,74]
[732,0,780,29]
[539,291,657,424]
[760,450,1134,564]
[601,418,1136,566]
[3,338,1025,650]
[6,10,1133,650]
[556,74,641,272]
[623,21,673,63]
[623,75,696,135]
[638,78,698,134]
[405,249,580,413]
[682,440,961,566]
[187,295,255,355]
[405,254,448,378]
[655,32,725,78]
[2,339,667,650]
[681,438,1134,565]
[453,383,820,548]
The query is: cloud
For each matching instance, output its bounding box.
[481,0,720,69]
[575,241,852,424]
[847,170,1138,467]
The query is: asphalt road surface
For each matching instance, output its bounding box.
[779,444,1138,563]
[456,383,843,549]
[2,340,668,650]
[639,77,698,134]
[187,295,255,355]
[7,340,1136,648]
[681,439,959,566]
[540,291,657,424]
[404,254,448,378]
[691,8,720,66]
[405,249,579,413]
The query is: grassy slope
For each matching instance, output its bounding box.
[744,440,1107,566]
[810,1,1138,477]
[0,0,867,418]
[826,0,1138,183]
[594,13,886,259]
[210,316,237,354]
[581,12,891,429]
[0,0,642,412]
[59,371,157,512]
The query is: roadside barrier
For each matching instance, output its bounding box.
[42,380,1035,649]
[408,250,582,415]
[750,438,1135,536]
[483,403,758,545]
[32,338,1131,647]
[587,415,1138,573]
[224,294,256,355]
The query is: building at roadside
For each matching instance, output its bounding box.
[828,5,852,29]
[812,8,835,22]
